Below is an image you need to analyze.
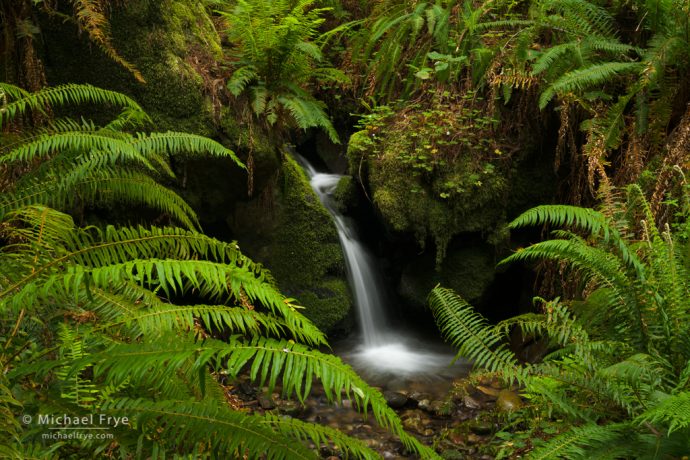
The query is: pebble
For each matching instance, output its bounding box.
[466,433,482,445]
[258,395,275,410]
[384,391,409,409]
[463,395,482,409]
[496,389,523,412]
[417,399,432,411]
[469,421,493,435]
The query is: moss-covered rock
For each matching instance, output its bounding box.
[348,93,556,312]
[230,155,352,333]
[331,176,358,213]
[41,0,221,135]
[347,102,508,268]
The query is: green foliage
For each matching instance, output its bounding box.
[0,84,437,459]
[428,185,690,458]
[0,83,241,228]
[216,0,350,142]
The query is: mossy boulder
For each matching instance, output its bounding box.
[347,94,556,312]
[346,97,510,268]
[230,155,352,334]
[331,176,358,213]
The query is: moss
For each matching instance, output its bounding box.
[291,278,352,334]
[367,144,507,266]
[332,176,357,213]
[230,155,352,333]
[348,95,511,267]
[41,0,222,136]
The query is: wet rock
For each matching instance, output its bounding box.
[448,431,465,445]
[475,385,500,399]
[408,392,431,403]
[238,382,257,399]
[365,439,380,449]
[278,400,305,416]
[469,421,493,435]
[417,399,431,411]
[384,391,408,409]
[462,395,482,409]
[429,400,448,416]
[466,433,482,445]
[258,395,276,410]
[496,390,523,412]
[401,410,429,434]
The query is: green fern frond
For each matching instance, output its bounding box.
[264,415,382,460]
[0,83,145,126]
[134,132,242,167]
[228,65,259,96]
[637,391,690,435]
[428,287,525,383]
[506,204,645,276]
[526,422,630,459]
[90,335,438,458]
[103,397,318,459]
[539,62,643,108]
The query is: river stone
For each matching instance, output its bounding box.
[469,421,493,435]
[496,390,523,412]
[401,411,428,434]
[417,399,432,411]
[476,385,501,399]
[466,433,482,445]
[408,390,431,401]
[238,382,257,399]
[258,395,276,410]
[278,400,304,416]
[384,391,408,409]
[463,395,482,409]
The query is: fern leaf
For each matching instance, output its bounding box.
[539,62,643,108]
[428,287,525,383]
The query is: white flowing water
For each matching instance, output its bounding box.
[297,156,463,378]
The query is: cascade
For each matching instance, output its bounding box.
[297,155,461,378]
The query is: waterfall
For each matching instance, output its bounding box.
[297,157,387,347]
[297,155,462,378]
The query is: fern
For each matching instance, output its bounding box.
[428,287,525,384]
[0,82,436,458]
[539,62,643,109]
[527,423,630,460]
[217,0,347,141]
